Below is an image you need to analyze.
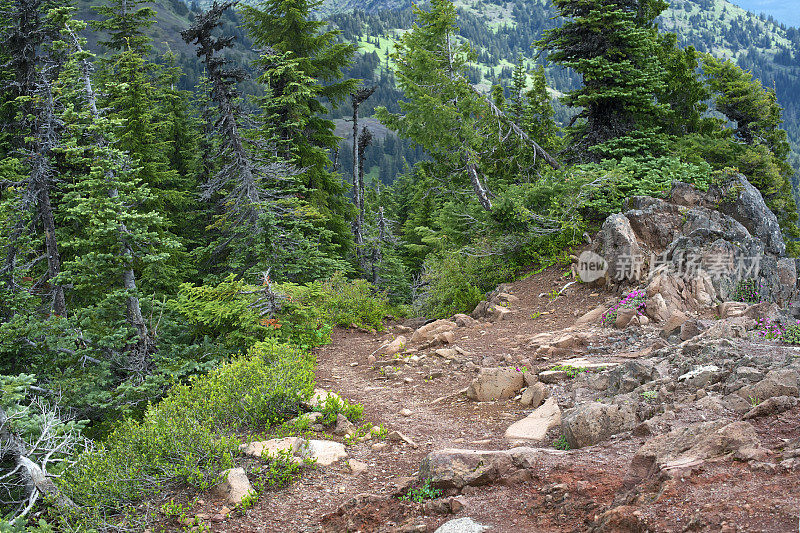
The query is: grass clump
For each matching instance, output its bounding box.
[400,479,442,502]
[551,365,588,378]
[782,324,800,344]
[641,390,658,402]
[552,435,571,450]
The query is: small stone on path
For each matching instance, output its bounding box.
[299,440,348,466]
[211,467,255,506]
[434,517,488,533]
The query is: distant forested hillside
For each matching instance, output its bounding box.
[315,0,800,186]
[76,0,800,187]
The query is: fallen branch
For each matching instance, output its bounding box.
[468,84,562,170]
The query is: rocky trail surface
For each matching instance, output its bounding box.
[187,177,800,532]
[194,264,799,533]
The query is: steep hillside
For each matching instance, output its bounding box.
[319,0,800,184]
[658,0,800,147]
[148,0,800,183]
[74,0,258,91]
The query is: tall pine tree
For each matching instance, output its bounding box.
[91,0,156,56]
[242,0,358,258]
[537,0,669,161]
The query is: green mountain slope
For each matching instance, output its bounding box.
[318,0,800,183]
[109,0,800,184]
[74,0,258,91]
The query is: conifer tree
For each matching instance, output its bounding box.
[157,50,201,188]
[537,0,669,161]
[655,33,714,136]
[0,0,68,316]
[183,2,347,280]
[91,0,156,56]
[694,55,800,250]
[104,50,183,218]
[242,0,358,256]
[376,0,495,210]
[155,49,205,266]
[57,11,176,375]
[182,2,286,253]
[377,0,558,212]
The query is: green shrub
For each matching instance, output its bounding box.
[782,324,800,345]
[0,519,54,532]
[317,393,364,425]
[575,156,712,221]
[550,365,588,378]
[59,341,315,523]
[250,448,308,491]
[172,273,402,351]
[399,479,442,502]
[552,435,571,450]
[170,276,273,354]
[414,252,485,318]
[278,272,403,334]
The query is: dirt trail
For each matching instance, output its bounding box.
[210,266,800,533]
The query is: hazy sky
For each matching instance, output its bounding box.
[730,0,800,28]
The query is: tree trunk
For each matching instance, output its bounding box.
[34,79,66,317]
[38,187,65,316]
[476,89,561,170]
[117,219,151,376]
[372,206,386,286]
[0,407,78,522]
[466,154,493,211]
[350,87,375,271]
[357,126,373,253]
[351,95,363,257]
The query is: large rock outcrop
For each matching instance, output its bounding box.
[593,174,797,309]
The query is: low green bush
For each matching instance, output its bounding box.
[732,278,764,304]
[0,519,54,532]
[58,341,315,525]
[399,479,441,502]
[171,272,402,352]
[277,272,403,335]
[782,324,800,345]
[413,251,488,318]
[574,156,712,221]
[317,393,364,425]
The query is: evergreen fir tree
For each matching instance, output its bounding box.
[242,0,358,259]
[376,0,495,210]
[689,54,800,251]
[154,49,206,275]
[0,0,69,316]
[655,33,714,136]
[537,0,669,161]
[103,49,183,218]
[56,12,178,376]
[91,0,156,56]
[183,2,348,280]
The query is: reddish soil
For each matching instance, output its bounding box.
[162,266,800,533]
